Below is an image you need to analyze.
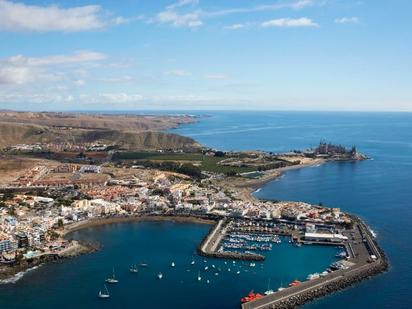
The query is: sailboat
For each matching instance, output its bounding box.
[197,271,202,281]
[129,264,138,273]
[278,280,285,291]
[264,278,274,295]
[98,284,110,299]
[105,268,119,283]
[157,272,163,279]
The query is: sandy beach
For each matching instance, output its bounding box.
[220,158,326,202]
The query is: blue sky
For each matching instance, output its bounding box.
[0,0,411,111]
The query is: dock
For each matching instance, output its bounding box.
[198,219,265,261]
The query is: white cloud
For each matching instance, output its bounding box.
[204,0,313,18]
[6,51,106,66]
[0,51,106,85]
[335,17,359,24]
[73,79,85,86]
[261,17,319,28]
[155,10,202,28]
[0,0,107,32]
[100,76,135,83]
[164,69,192,77]
[204,74,228,80]
[0,66,32,85]
[224,23,247,30]
[167,0,199,10]
[154,1,314,28]
[112,15,145,26]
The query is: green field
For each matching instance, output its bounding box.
[112,151,256,174]
[112,151,203,161]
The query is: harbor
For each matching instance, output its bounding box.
[241,217,388,309]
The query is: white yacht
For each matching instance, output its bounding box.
[105,268,119,284]
[98,285,110,299]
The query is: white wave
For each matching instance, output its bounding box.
[0,265,41,285]
[253,188,262,193]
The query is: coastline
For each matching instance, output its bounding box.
[223,158,326,203]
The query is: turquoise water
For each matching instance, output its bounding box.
[1,111,411,308]
[0,221,337,309]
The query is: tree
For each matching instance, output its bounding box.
[214,151,225,157]
[57,219,64,229]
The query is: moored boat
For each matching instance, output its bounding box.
[98,284,110,299]
[105,268,119,284]
[241,291,264,303]
[129,264,138,273]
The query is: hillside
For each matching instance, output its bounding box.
[0,111,195,131]
[0,112,200,150]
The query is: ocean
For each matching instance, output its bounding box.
[1,111,411,308]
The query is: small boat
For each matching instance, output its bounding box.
[204,266,208,271]
[306,273,320,280]
[249,263,256,267]
[236,271,240,275]
[264,278,274,295]
[129,264,138,273]
[171,262,175,267]
[105,268,119,284]
[157,272,163,279]
[278,280,285,291]
[215,272,219,276]
[98,284,110,299]
[191,260,195,265]
[211,264,215,268]
[228,268,231,272]
[139,263,148,267]
[241,291,264,303]
[288,280,301,287]
[197,271,202,281]
[206,280,210,284]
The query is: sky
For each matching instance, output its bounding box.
[0,0,411,111]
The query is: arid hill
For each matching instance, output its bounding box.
[0,111,200,150]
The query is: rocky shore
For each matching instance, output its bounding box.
[0,240,96,282]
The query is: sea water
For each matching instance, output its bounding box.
[1,111,411,308]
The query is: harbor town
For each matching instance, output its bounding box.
[0,142,386,308]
